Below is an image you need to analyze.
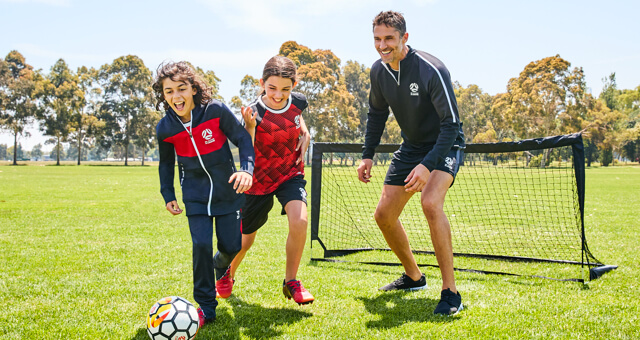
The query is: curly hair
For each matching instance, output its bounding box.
[372,10,406,36]
[152,61,212,111]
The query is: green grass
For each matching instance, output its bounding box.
[0,164,639,339]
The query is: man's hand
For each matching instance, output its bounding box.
[166,200,183,215]
[357,159,374,183]
[229,171,253,193]
[404,164,430,193]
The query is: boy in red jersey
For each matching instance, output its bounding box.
[215,56,314,305]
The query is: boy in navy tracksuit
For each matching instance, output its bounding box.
[152,61,254,326]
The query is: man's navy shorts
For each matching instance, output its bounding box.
[384,146,464,187]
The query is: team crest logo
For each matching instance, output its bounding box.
[409,83,419,96]
[444,157,456,172]
[294,115,301,129]
[202,129,216,144]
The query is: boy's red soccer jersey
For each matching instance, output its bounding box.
[246,92,308,195]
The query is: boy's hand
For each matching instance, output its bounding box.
[296,128,311,165]
[241,106,257,129]
[166,200,183,215]
[229,171,253,193]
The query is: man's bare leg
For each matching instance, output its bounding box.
[374,185,422,281]
[421,170,456,293]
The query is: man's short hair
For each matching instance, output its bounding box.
[372,11,406,36]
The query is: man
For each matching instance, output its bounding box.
[357,10,465,316]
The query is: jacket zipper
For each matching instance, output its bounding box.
[181,116,214,216]
[381,60,401,86]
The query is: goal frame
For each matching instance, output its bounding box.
[309,133,615,282]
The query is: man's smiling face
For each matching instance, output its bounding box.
[373,24,408,70]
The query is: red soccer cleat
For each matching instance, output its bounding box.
[283,279,314,305]
[196,307,215,328]
[216,267,235,299]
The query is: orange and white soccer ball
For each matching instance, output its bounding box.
[146,296,199,340]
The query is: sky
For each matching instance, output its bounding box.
[1,0,639,151]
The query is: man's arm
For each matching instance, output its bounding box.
[359,67,389,183]
[420,64,461,172]
[362,67,390,160]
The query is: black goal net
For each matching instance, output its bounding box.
[309,133,615,282]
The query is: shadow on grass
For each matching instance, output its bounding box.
[357,291,458,328]
[130,296,312,340]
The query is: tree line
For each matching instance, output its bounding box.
[1,43,638,166]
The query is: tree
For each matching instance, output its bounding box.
[98,55,153,166]
[31,143,43,161]
[7,144,24,161]
[0,51,41,165]
[40,59,83,165]
[132,107,161,165]
[600,73,619,111]
[0,144,6,160]
[230,75,260,114]
[454,82,493,143]
[582,97,624,166]
[279,41,359,143]
[343,60,370,142]
[615,85,640,163]
[497,55,588,139]
[194,66,224,102]
[492,55,588,167]
[69,66,105,165]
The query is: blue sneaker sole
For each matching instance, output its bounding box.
[435,303,464,316]
[404,284,428,291]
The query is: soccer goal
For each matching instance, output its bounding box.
[309,133,616,282]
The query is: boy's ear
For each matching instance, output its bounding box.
[259,78,265,88]
[292,80,298,88]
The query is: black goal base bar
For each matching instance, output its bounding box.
[311,257,617,284]
[320,247,603,266]
[589,265,618,280]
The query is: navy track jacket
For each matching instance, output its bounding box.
[156,100,255,216]
[363,46,465,172]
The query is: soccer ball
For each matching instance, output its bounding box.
[146,296,199,340]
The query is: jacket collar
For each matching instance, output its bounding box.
[167,103,205,124]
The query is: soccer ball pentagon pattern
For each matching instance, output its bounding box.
[147,296,199,340]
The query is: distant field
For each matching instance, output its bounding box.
[0,164,638,339]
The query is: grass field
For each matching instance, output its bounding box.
[0,163,638,339]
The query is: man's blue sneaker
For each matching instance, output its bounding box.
[434,288,463,316]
